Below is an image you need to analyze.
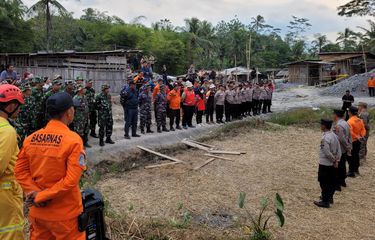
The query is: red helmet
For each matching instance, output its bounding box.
[0,84,24,104]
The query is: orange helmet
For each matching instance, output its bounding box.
[0,84,24,104]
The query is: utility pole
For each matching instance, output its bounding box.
[361,44,368,73]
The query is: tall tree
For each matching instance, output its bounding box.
[28,0,68,51]
[311,34,328,54]
[336,28,358,51]
[357,20,375,52]
[338,0,375,17]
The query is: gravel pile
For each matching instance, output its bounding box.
[321,69,375,96]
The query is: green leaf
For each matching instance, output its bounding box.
[239,192,246,209]
[275,193,284,212]
[261,197,269,208]
[275,209,285,227]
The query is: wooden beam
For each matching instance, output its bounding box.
[181,139,210,151]
[137,146,184,163]
[204,153,234,161]
[194,158,216,170]
[207,150,245,155]
[145,162,181,169]
[187,139,216,149]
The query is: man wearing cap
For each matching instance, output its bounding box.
[15,92,86,240]
[155,84,169,133]
[42,79,63,125]
[342,90,354,120]
[0,84,25,240]
[314,119,341,208]
[347,106,366,177]
[358,102,370,162]
[73,85,91,148]
[74,76,84,94]
[64,80,75,97]
[122,81,140,139]
[332,109,352,190]
[15,83,33,147]
[30,76,45,132]
[95,85,115,146]
[138,84,153,134]
[85,79,98,138]
[181,81,197,129]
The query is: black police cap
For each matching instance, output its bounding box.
[46,92,80,116]
[320,118,333,129]
[333,109,345,118]
[349,106,358,115]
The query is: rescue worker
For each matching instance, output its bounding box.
[332,109,352,190]
[30,76,45,132]
[0,84,25,240]
[123,81,140,139]
[214,84,225,123]
[358,102,370,162]
[15,83,33,146]
[205,84,215,124]
[15,92,86,240]
[138,84,153,134]
[347,107,366,177]
[73,84,91,148]
[155,84,169,133]
[95,85,115,146]
[367,75,375,97]
[167,82,182,130]
[314,119,341,208]
[85,79,98,138]
[181,81,197,129]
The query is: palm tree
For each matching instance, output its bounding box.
[357,20,375,52]
[0,0,26,28]
[336,28,358,50]
[311,34,328,53]
[28,0,68,51]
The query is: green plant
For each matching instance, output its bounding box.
[169,203,192,229]
[238,192,285,240]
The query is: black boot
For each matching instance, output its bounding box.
[162,127,170,132]
[90,130,99,138]
[147,128,154,133]
[157,127,162,133]
[314,200,330,208]
[105,137,115,144]
[99,138,105,147]
[141,128,145,134]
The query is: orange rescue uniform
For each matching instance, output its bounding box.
[15,119,86,239]
[347,116,366,141]
[167,89,181,110]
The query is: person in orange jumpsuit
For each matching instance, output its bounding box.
[0,84,25,240]
[15,92,86,240]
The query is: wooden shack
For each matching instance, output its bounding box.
[319,52,375,76]
[286,60,334,86]
[0,49,142,93]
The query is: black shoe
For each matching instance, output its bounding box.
[147,129,154,133]
[314,200,330,208]
[188,125,196,128]
[335,186,342,192]
[319,196,334,204]
[124,135,131,140]
[157,128,162,133]
[170,127,175,131]
[132,134,141,137]
[105,138,115,144]
[176,126,182,130]
[347,172,356,178]
[162,127,170,132]
[141,130,145,134]
[90,132,99,138]
[99,139,105,146]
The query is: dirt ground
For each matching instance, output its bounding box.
[95,124,375,240]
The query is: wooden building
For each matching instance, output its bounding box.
[0,49,142,93]
[286,60,334,86]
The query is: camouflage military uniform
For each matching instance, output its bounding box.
[73,94,90,139]
[95,91,113,140]
[30,84,45,132]
[155,91,167,130]
[85,85,97,135]
[138,90,152,132]
[15,94,32,147]
[42,89,60,124]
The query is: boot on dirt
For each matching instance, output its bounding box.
[147,128,154,133]
[105,137,115,144]
[162,127,170,132]
[314,200,330,208]
[124,135,131,140]
[157,127,162,133]
[99,138,105,147]
[90,130,99,138]
[132,134,141,137]
[176,126,182,130]
[170,127,175,131]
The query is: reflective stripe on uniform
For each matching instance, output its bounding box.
[0,221,24,234]
[0,123,10,129]
[0,182,12,189]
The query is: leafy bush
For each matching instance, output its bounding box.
[238,193,285,240]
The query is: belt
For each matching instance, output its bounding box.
[0,182,12,190]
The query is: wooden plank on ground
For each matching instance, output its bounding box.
[194,158,216,170]
[145,162,181,169]
[137,146,184,163]
[187,139,216,149]
[181,139,210,151]
[207,150,245,155]
[204,153,234,161]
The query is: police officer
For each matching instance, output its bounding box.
[138,84,153,134]
[73,84,91,148]
[15,92,86,239]
[332,109,352,190]
[314,119,341,208]
[85,79,98,138]
[0,84,25,240]
[123,81,140,139]
[95,85,115,146]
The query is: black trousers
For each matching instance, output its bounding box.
[89,110,97,132]
[206,105,214,123]
[318,164,336,203]
[169,109,181,128]
[225,101,232,122]
[182,105,195,127]
[246,101,253,115]
[241,103,247,116]
[262,100,268,113]
[336,153,347,187]
[216,105,224,122]
[348,140,361,174]
[125,107,138,136]
[369,87,375,97]
[252,99,259,115]
[196,110,204,124]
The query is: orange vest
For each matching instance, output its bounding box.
[15,120,86,221]
[347,116,366,141]
[197,95,205,111]
[167,89,181,110]
[184,89,196,106]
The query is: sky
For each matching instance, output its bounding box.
[23,0,371,41]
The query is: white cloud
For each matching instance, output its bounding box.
[22,0,371,41]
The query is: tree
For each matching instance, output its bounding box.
[311,34,328,54]
[336,28,358,51]
[27,0,68,51]
[357,20,375,53]
[338,0,375,17]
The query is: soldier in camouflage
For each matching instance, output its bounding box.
[85,79,98,138]
[64,80,75,97]
[74,76,84,94]
[42,79,62,125]
[15,83,33,147]
[155,84,169,133]
[73,84,91,148]
[95,84,115,146]
[30,76,45,132]
[138,84,153,134]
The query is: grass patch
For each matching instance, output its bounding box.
[268,107,333,127]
